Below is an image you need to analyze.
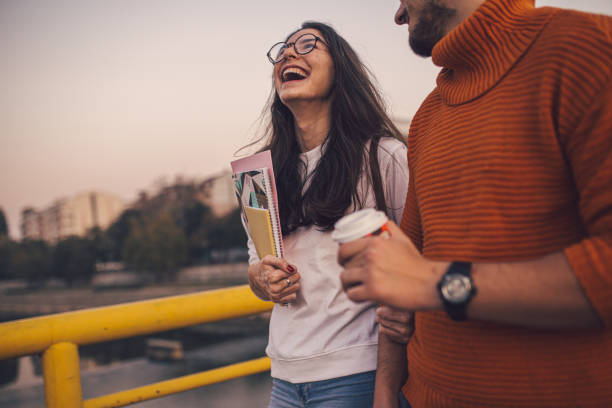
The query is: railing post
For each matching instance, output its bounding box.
[43,342,83,408]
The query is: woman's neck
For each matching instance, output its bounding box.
[289,100,331,152]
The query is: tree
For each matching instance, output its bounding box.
[122,213,187,282]
[201,208,249,263]
[0,207,8,237]
[87,227,114,263]
[174,202,212,264]
[52,236,96,286]
[105,209,142,261]
[206,208,247,249]
[0,236,16,280]
[175,201,211,237]
[11,239,52,284]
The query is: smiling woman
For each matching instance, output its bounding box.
[272,28,335,121]
[239,21,411,408]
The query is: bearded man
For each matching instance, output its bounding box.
[339,1,612,407]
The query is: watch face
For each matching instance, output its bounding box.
[441,273,472,303]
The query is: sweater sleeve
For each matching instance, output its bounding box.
[400,165,423,253]
[563,81,612,327]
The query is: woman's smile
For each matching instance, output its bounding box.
[273,28,334,104]
[280,65,310,85]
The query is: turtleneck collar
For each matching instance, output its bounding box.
[432,0,557,105]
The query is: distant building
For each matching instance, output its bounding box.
[133,171,237,218]
[20,208,43,240]
[199,170,237,217]
[21,191,125,243]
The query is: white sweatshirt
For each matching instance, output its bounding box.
[247,137,409,383]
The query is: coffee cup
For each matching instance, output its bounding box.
[332,208,390,244]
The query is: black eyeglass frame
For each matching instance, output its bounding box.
[267,33,329,64]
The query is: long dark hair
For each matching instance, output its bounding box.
[261,21,405,236]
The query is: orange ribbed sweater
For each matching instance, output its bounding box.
[401,0,612,407]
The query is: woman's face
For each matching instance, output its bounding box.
[273,29,335,107]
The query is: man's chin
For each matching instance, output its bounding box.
[409,37,434,57]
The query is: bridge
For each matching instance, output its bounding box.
[0,284,274,407]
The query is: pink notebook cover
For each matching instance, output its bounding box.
[231,150,284,257]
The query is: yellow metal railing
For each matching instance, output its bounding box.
[0,285,274,408]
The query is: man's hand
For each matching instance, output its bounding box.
[377,306,413,343]
[338,222,447,311]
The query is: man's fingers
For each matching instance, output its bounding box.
[344,283,370,303]
[340,267,365,292]
[337,236,372,266]
[385,221,413,246]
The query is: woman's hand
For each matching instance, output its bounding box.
[248,255,300,304]
[376,306,413,344]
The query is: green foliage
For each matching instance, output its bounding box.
[0,235,97,285]
[0,208,8,237]
[205,208,247,249]
[87,227,114,263]
[10,239,52,284]
[105,209,143,261]
[0,182,245,286]
[175,201,211,237]
[122,213,188,282]
[52,236,96,286]
[0,236,16,280]
[173,202,213,263]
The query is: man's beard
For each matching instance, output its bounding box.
[409,1,457,57]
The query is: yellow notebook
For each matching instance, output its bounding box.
[231,150,284,259]
[244,206,277,258]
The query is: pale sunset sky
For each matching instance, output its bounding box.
[1,0,611,238]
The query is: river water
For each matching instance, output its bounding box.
[0,335,272,408]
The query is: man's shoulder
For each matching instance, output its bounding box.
[409,88,443,133]
[534,8,612,96]
[550,7,612,26]
[541,8,612,52]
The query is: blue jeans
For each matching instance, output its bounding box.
[269,371,376,408]
[398,390,411,408]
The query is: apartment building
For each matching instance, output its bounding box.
[21,191,125,243]
[133,171,237,218]
[199,170,237,217]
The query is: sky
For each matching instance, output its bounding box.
[1,0,611,239]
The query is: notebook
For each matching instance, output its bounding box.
[231,151,283,259]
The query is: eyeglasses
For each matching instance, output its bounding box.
[267,33,329,64]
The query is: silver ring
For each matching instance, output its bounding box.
[285,278,291,287]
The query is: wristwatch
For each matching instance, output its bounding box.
[437,262,476,321]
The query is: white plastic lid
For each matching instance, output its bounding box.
[331,208,388,244]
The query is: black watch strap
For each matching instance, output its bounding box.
[449,261,471,276]
[438,261,475,321]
